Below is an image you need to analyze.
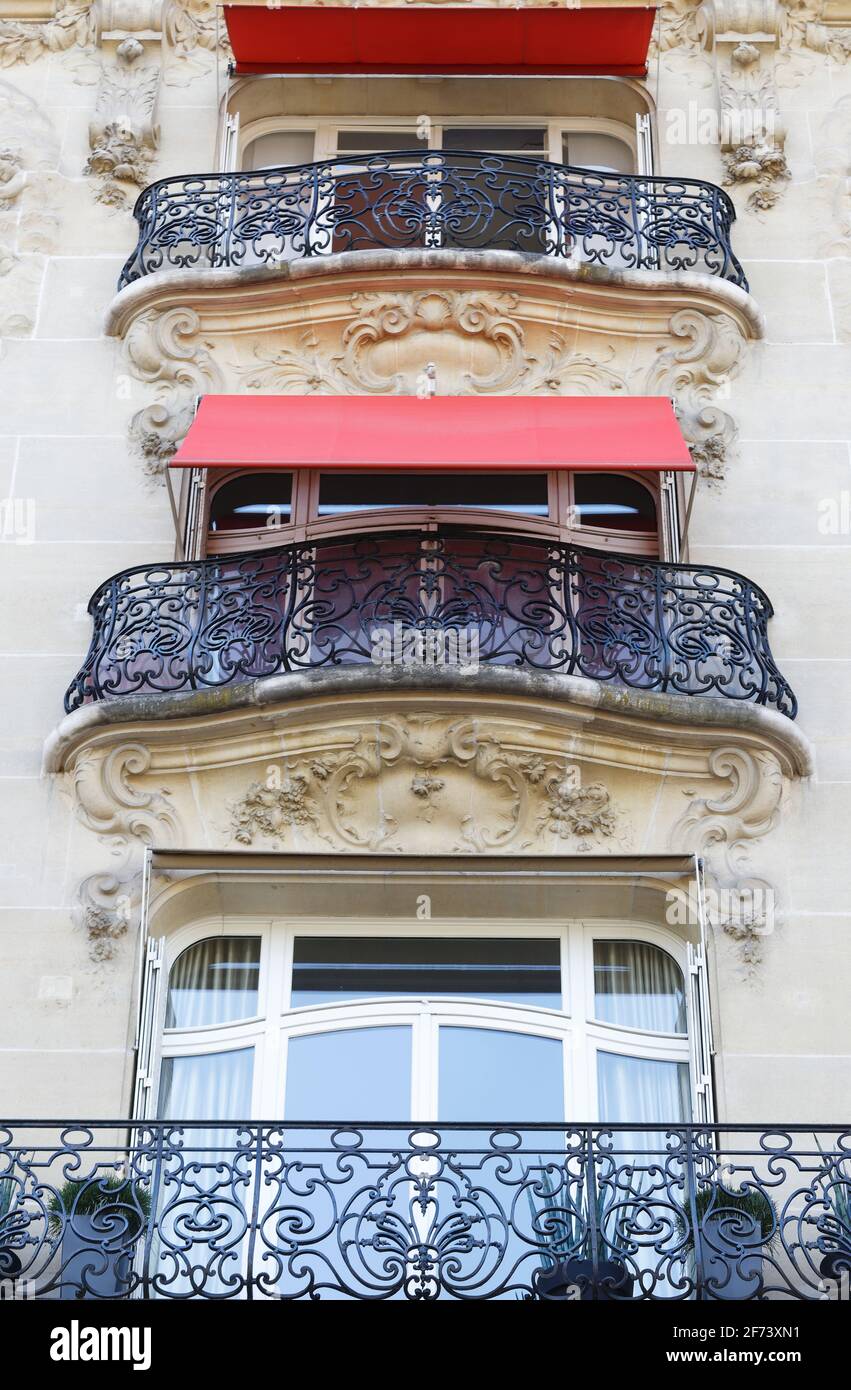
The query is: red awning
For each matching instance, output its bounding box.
[223,6,657,77]
[171,396,694,472]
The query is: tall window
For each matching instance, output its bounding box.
[156,924,691,1123]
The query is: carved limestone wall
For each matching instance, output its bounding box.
[54,683,805,965]
[0,77,62,335]
[110,261,758,479]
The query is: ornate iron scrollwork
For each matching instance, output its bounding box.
[64,530,796,718]
[117,151,747,291]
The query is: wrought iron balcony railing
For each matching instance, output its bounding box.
[0,1123,847,1300]
[117,151,747,292]
[64,530,796,718]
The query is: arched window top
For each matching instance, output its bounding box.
[573,472,657,535]
[209,473,293,533]
[593,939,686,1034]
[166,936,261,1029]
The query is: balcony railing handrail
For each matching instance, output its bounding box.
[63,528,797,718]
[117,148,747,291]
[1,1122,848,1300]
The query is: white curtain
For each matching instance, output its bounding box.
[597,1051,690,1127]
[165,938,260,1029]
[594,940,686,1033]
[154,1050,255,1298]
[158,1048,254,1122]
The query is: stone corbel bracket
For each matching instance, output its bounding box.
[85,2,163,207]
[71,740,180,960]
[699,0,790,210]
[672,744,787,975]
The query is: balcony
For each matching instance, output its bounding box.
[0,1122,846,1300]
[64,530,796,718]
[117,151,747,293]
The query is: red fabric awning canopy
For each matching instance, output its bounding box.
[223,6,657,77]
[171,395,694,472]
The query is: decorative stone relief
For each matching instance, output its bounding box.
[646,307,744,486]
[75,869,140,962]
[163,0,227,56]
[230,763,334,848]
[0,0,94,66]
[85,35,160,206]
[0,79,61,334]
[672,746,785,974]
[239,290,630,400]
[72,742,180,960]
[815,94,851,257]
[57,685,806,965]
[698,0,790,210]
[125,305,224,473]
[538,771,619,847]
[221,718,631,857]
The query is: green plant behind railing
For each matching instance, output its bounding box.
[679,1183,778,1250]
[48,1174,152,1240]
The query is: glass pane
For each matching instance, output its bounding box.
[593,940,686,1033]
[166,938,261,1028]
[439,1028,564,1121]
[285,1026,412,1120]
[336,130,428,154]
[442,127,547,153]
[291,938,561,1007]
[563,133,634,174]
[317,471,549,516]
[209,474,293,532]
[597,1051,690,1124]
[573,473,657,534]
[244,131,315,171]
[158,1047,254,1119]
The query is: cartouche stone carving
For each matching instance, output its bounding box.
[239,290,631,400]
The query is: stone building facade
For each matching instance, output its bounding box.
[0,0,849,1301]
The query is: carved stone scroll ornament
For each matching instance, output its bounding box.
[672,746,785,974]
[71,743,180,960]
[85,36,160,206]
[125,305,224,474]
[646,307,744,486]
[239,290,629,399]
[225,718,631,856]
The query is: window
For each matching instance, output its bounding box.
[572,473,658,536]
[316,471,550,518]
[291,936,561,1007]
[154,922,691,1124]
[243,130,315,171]
[237,118,637,174]
[202,468,663,555]
[562,132,633,175]
[208,474,293,533]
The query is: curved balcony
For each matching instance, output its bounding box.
[117,151,747,293]
[64,530,796,718]
[0,1121,846,1300]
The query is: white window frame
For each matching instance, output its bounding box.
[237,116,639,172]
[151,916,692,1123]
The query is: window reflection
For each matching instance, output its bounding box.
[291,937,561,1007]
